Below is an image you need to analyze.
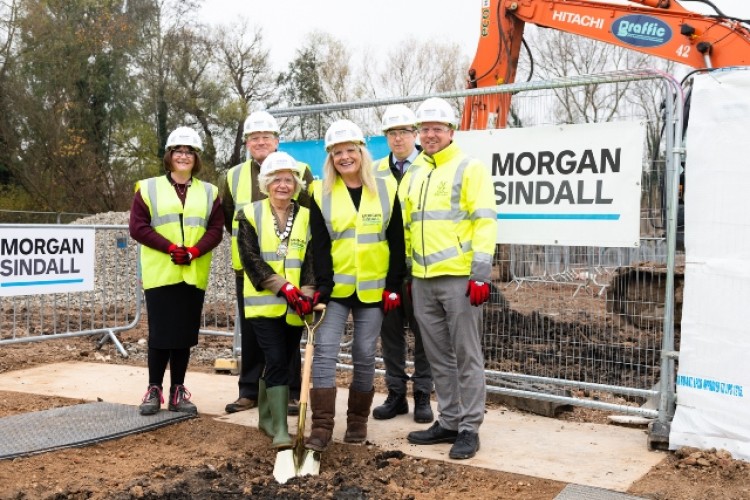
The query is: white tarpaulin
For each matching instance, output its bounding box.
[455,121,644,247]
[669,68,750,461]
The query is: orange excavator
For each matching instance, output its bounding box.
[463,0,750,130]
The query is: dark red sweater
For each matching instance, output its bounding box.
[129,175,224,254]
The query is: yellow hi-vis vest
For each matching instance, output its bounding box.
[227,159,311,271]
[374,155,425,228]
[137,176,217,290]
[313,175,397,303]
[242,200,311,326]
[404,142,497,281]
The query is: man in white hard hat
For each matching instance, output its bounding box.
[402,97,497,460]
[372,104,434,424]
[222,110,314,416]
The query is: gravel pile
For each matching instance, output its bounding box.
[71,211,235,312]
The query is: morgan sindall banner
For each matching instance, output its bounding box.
[0,227,95,296]
[454,121,645,247]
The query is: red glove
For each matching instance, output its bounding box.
[185,246,200,261]
[382,290,401,314]
[170,246,190,265]
[313,288,331,306]
[167,243,179,255]
[297,295,313,316]
[279,282,306,316]
[466,280,490,307]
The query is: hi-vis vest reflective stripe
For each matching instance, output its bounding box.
[313,175,397,303]
[405,142,497,280]
[228,160,311,270]
[228,160,256,270]
[138,176,217,290]
[373,156,393,179]
[242,200,310,326]
[374,156,424,228]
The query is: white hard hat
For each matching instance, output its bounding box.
[166,127,203,152]
[243,111,280,137]
[381,104,417,132]
[259,152,302,178]
[415,97,458,128]
[324,119,365,151]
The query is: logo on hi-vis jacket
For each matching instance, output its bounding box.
[434,181,450,198]
[613,15,672,48]
[289,238,307,251]
[361,214,382,226]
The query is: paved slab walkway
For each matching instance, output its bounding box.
[0,362,665,491]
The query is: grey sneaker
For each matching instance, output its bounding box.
[168,385,198,415]
[139,385,163,416]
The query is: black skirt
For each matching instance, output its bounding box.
[145,282,205,349]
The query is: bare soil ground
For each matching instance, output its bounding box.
[0,326,749,499]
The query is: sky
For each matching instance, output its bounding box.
[198,0,750,72]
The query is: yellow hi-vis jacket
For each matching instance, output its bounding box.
[137,176,218,290]
[313,175,397,303]
[242,200,311,326]
[226,159,311,271]
[374,155,426,228]
[403,142,497,281]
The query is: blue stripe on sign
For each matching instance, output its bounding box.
[1,279,85,287]
[498,213,620,220]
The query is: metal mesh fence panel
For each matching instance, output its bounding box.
[270,70,682,419]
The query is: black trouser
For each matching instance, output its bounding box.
[236,274,301,399]
[236,274,263,399]
[251,316,303,390]
[379,281,433,396]
[148,347,190,388]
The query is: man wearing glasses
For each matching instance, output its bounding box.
[402,98,497,460]
[221,111,313,417]
[372,105,434,425]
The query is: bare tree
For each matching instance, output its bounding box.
[213,22,275,168]
[522,28,653,125]
[0,0,20,185]
[359,38,468,132]
[277,31,359,140]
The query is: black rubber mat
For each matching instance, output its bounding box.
[555,484,646,499]
[0,401,194,460]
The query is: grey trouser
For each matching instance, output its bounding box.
[379,281,433,396]
[312,301,384,392]
[412,276,485,433]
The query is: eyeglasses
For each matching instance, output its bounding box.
[332,146,361,158]
[248,134,276,144]
[171,148,195,157]
[385,129,415,138]
[419,126,451,135]
[269,177,296,186]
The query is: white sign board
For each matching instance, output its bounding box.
[669,69,750,461]
[454,121,644,247]
[0,228,95,296]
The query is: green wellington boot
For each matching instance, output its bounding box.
[257,379,273,438]
[266,385,293,449]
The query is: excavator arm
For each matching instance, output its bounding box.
[463,0,750,130]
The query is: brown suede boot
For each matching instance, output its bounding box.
[343,388,374,444]
[306,387,337,452]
